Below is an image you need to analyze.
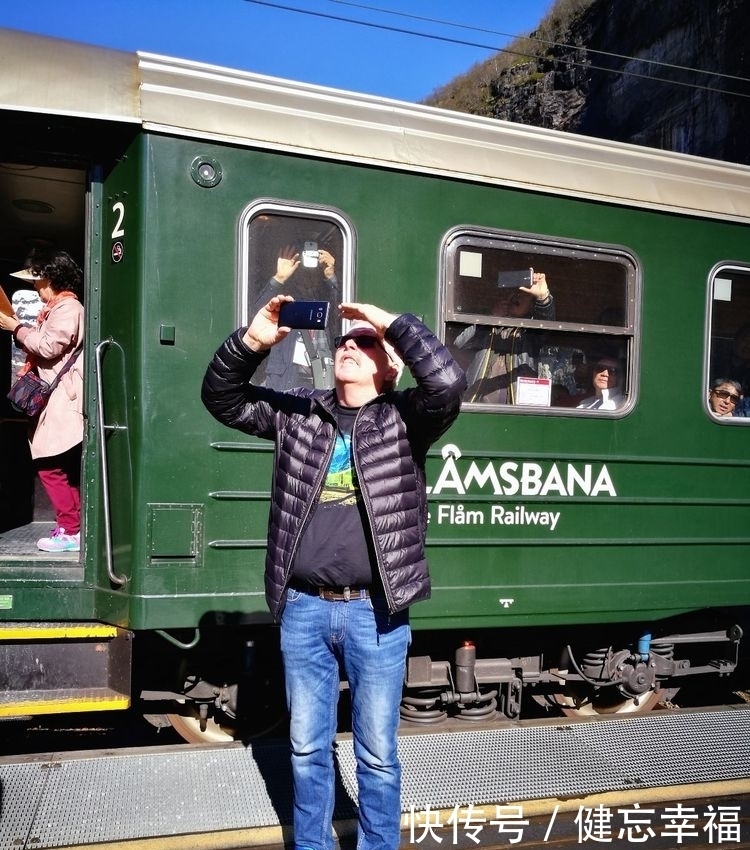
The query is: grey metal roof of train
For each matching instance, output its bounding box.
[2,25,749,224]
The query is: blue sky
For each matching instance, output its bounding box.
[0,0,553,103]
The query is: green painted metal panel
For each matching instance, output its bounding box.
[72,132,750,632]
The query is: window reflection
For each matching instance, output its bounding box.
[241,207,348,390]
[443,230,636,413]
[708,268,750,420]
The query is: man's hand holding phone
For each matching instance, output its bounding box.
[243,294,295,352]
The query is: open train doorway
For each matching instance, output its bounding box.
[0,160,87,563]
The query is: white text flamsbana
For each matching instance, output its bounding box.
[429,444,617,498]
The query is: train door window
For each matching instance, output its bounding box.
[238,202,354,391]
[441,228,638,414]
[706,265,750,422]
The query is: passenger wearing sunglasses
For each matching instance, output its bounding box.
[202,295,466,850]
[708,378,743,417]
[576,355,626,410]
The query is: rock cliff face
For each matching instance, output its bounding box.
[425,0,750,165]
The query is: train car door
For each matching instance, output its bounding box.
[0,157,87,571]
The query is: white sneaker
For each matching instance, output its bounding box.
[37,527,81,553]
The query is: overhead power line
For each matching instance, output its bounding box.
[242,0,750,99]
[334,0,750,87]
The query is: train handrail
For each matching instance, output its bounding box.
[95,338,128,587]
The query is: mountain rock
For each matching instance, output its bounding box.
[425,0,750,164]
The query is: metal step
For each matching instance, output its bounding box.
[1,706,748,848]
[0,622,131,717]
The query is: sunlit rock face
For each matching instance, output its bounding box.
[426,0,749,165]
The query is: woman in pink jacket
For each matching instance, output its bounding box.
[0,249,84,552]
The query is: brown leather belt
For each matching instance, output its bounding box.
[290,580,369,602]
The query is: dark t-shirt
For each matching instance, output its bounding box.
[291,403,374,586]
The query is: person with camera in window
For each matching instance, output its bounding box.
[456,270,554,404]
[251,244,337,390]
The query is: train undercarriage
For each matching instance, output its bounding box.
[134,617,744,743]
[1,617,743,745]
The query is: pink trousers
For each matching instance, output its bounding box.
[35,444,82,535]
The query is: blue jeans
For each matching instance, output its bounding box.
[280,588,410,850]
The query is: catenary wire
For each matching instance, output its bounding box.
[242,0,750,99]
[334,0,750,87]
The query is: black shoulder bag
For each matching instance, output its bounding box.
[7,347,82,418]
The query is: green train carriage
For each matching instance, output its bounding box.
[0,28,747,742]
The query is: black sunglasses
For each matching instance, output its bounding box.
[594,362,619,374]
[712,389,741,404]
[334,334,381,350]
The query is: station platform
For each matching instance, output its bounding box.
[2,705,749,849]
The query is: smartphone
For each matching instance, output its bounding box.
[497,268,533,288]
[302,241,319,268]
[279,300,330,329]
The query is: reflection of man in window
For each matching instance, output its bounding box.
[577,355,625,410]
[456,271,554,404]
[252,244,337,390]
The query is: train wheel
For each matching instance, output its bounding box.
[548,684,671,717]
[166,703,237,744]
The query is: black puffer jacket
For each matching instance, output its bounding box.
[201,313,466,619]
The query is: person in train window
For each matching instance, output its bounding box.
[202,296,466,850]
[712,324,750,417]
[708,378,743,417]
[0,249,84,552]
[251,243,337,390]
[576,355,626,410]
[455,271,554,404]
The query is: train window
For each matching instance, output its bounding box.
[441,228,638,414]
[238,201,354,391]
[706,265,750,421]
